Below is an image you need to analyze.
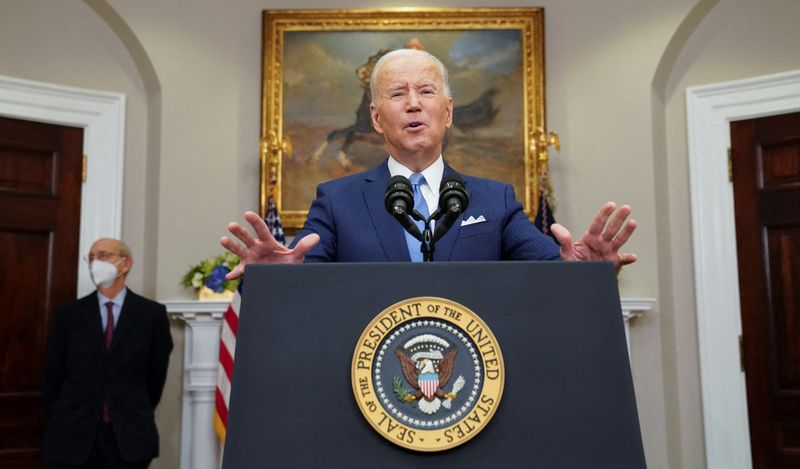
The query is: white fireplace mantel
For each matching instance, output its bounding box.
[164,297,655,469]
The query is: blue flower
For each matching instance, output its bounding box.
[205,265,230,293]
[182,252,240,294]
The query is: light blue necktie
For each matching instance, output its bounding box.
[404,173,430,262]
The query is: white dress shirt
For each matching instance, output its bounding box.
[97,287,127,330]
[387,155,443,216]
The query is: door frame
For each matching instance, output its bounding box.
[686,69,800,469]
[0,74,125,297]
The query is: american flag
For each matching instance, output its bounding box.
[213,199,285,441]
[264,196,285,245]
[533,173,557,241]
[213,284,239,441]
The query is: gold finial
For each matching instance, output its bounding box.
[260,131,292,215]
[261,131,292,165]
[530,127,559,175]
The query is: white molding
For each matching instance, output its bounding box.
[621,297,657,315]
[0,75,126,297]
[166,300,228,317]
[165,301,227,469]
[620,298,656,356]
[686,69,800,469]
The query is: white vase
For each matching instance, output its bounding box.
[197,286,234,301]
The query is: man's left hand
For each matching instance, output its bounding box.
[551,201,638,272]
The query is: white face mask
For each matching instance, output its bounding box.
[90,259,122,289]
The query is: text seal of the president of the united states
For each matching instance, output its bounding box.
[351,297,505,452]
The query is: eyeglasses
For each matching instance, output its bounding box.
[84,251,124,263]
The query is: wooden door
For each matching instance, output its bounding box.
[731,111,800,469]
[0,116,83,467]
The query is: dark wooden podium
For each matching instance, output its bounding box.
[222,261,645,468]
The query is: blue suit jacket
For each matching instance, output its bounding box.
[292,161,560,262]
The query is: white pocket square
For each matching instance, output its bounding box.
[461,215,487,226]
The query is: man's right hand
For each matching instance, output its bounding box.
[220,211,320,280]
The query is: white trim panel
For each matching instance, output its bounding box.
[0,75,126,297]
[686,69,800,469]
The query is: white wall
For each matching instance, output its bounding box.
[660,1,800,467]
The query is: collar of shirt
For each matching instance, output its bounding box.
[387,155,443,215]
[97,287,127,329]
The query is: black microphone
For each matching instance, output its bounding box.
[434,175,469,241]
[439,174,469,214]
[385,175,422,240]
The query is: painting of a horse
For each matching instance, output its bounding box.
[281,30,527,213]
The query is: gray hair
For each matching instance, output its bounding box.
[369,48,451,102]
[117,239,132,259]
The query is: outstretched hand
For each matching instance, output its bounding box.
[220,211,320,280]
[550,202,637,272]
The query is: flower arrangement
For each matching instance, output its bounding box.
[181,252,240,298]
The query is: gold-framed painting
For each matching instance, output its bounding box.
[260,8,547,230]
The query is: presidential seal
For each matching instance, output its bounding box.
[351,297,505,452]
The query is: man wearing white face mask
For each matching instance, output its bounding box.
[42,238,173,468]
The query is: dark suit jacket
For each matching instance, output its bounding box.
[293,161,560,262]
[42,289,173,464]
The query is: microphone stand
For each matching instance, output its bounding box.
[409,209,436,262]
[391,174,467,263]
[411,206,454,262]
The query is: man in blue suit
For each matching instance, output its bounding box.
[221,49,637,272]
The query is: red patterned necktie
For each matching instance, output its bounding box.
[102,301,114,423]
[104,301,114,350]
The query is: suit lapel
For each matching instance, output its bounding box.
[109,290,141,354]
[81,292,106,351]
[433,164,466,261]
[363,161,411,261]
